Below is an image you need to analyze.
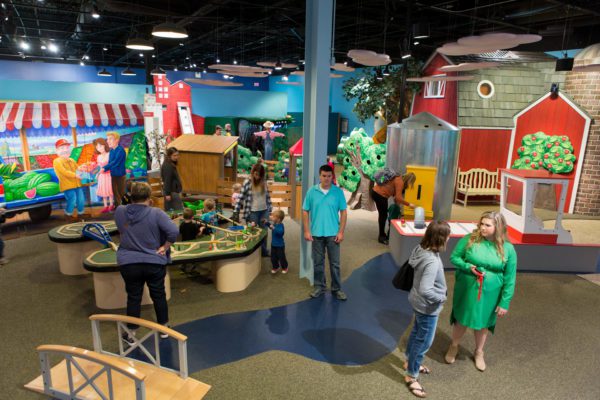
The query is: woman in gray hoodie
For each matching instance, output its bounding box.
[404,220,451,398]
[115,182,179,338]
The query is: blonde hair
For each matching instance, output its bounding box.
[272,209,285,222]
[467,211,508,261]
[204,198,215,211]
[232,183,242,193]
[402,172,416,189]
[107,132,120,140]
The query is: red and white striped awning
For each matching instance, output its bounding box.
[0,102,144,133]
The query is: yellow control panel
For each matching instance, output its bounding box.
[403,165,437,218]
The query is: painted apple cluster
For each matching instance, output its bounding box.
[512,132,576,174]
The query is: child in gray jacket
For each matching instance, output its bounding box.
[403,220,451,398]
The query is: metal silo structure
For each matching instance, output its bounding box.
[386,112,460,221]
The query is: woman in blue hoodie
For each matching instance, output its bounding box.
[403,220,451,398]
[114,182,179,336]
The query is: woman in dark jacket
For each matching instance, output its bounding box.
[161,147,183,211]
[115,182,179,337]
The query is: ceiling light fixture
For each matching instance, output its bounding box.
[48,43,59,53]
[274,60,283,70]
[382,66,391,76]
[412,22,430,39]
[102,46,108,51]
[126,37,154,51]
[152,20,188,39]
[216,58,221,63]
[91,6,100,19]
[174,67,178,71]
[97,68,112,77]
[79,61,85,66]
[376,69,383,80]
[122,67,136,76]
[401,50,412,59]
[151,66,166,76]
[20,41,30,50]
[41,45,47,50]
[282,75,289,81]
[83,55,90,60]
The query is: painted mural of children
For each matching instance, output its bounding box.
[52,139,85,221]
[231,183,242,209]
[93,138,114,213]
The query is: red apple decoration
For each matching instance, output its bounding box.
[564,149,570,154]
[533,152,538,157]
[562,136,567,141]
[566,161,571,165]
[547,164,553,168]
[558,158,563,163]
[532,136,537,141]
[525,158,530,163]
[547,143,552,148]
[555,152,560,157]
[538,161,543,166]
[544,154,549,159]
[520,146,525,152]
[555,141,559,146]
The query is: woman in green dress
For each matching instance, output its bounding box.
[445,211,517,372]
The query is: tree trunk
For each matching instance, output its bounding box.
[347,177,376,211]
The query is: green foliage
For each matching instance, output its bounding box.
[335,127,387,191]
[237,144,261,174]
[341,60,422,123]
[125,131,148,176]
[512,132,576,174]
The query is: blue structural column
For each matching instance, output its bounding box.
[300,0,334,284]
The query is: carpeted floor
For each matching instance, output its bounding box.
[2,204,600,399]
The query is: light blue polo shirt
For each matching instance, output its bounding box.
[303,184,347,237]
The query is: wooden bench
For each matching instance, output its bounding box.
[454,168,501,207]
[25,314,211,400]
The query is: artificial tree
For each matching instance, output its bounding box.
[342,59,421,143]
[336,127,386,210]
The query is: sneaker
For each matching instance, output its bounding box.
[160,324,171,339]
[121,330,136,345]
[281,268,288,274]
[310,288,325,298]
[334,290,348,301]
[378,235,389,245]
[0,258,9,265]
[271,268,279,274]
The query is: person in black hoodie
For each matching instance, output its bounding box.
[161,147,183,211]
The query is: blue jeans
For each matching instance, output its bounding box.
[64,187,85,215]
[405,311,439,378]
[248,209,269,254]
[312,236,341,291]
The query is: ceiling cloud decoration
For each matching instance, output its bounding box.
[347,49,391,67]
[184,78,243,87]
[572,43,600,72]
[276,81,302,86]
[407,75,475,82]
[207,64,271,73]
[216,70,268,78]
[440,62,500,72]
[257,61,298,69]
[332,63,355,72]
[437,33,542,56]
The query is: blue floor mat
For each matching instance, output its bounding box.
[131,252,414,372]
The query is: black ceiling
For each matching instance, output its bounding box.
[1,0,600,71]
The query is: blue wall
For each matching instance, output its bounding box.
[0,59,146,84]
[268,70,374,136]
[0,58,376,137]
[191,88,287,117]
[0,79,150,103]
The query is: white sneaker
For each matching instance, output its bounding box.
[160,324,171,339]
[0,258,9,265]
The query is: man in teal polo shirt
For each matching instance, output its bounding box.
[303,164,348,300]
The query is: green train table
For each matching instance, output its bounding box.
[83,225,266,309]
[48,221,119,276]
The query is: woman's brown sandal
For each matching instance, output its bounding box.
[403,362,431,374]
[405,378,427,398]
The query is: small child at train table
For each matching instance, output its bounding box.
[200,199,218,233]
[266,210,288,274]
[178,208,205,274]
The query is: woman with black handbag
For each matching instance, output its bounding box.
[403,220,451,398]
